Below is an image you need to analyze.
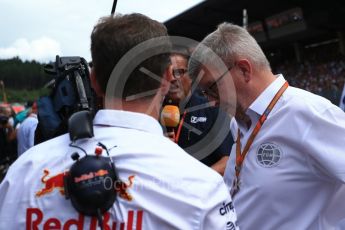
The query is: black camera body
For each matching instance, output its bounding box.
[35,55,98,144]
[44,56,96,114]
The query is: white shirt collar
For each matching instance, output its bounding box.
[247,74,286,116]
[93,110,163,136]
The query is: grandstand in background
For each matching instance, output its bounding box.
[164,0,345,106]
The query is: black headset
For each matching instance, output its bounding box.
[63,111,119,229]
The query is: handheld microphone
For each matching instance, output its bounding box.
[160,105,180,141]
[160,105,180,127]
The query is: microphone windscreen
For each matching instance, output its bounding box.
[160,105,180,128]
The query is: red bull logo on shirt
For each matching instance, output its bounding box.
[115,175,135,201]
[36,169,136,202]
[36,169,67,197]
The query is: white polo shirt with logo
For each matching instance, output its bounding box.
[224,75,345,229]
[0,109,238,229]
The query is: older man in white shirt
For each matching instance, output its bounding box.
[191,22,345,229]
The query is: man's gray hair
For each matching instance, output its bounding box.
[189,22,270,80]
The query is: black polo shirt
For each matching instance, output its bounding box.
[164,92,234,167]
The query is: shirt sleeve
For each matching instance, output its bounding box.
[302,106,345,182]
[199,178,239,230]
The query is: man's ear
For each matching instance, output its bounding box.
[160,65,173,96]
[236,59,252,83]
[90,68,104,97]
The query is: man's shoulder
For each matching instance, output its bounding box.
[284,86,335,114]
[19,116,38,129]
[150,143,225,192]
[157,163,225,203]
[119,131,225,187]
[2,134,70,190]
[15,134,70,165]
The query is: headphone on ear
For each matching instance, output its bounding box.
[63,111,119,229]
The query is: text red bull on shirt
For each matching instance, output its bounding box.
[26,208,143,230]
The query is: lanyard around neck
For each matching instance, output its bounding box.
[175,110,187,143]
[235,81,289,178]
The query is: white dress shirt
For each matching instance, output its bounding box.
[224,75,345,229]
[17,113,38,156]
[1,109,238,229]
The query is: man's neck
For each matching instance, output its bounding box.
[105,96,162,120]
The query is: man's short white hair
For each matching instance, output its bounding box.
[189,22,270,79]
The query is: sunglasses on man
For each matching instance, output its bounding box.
[201,66,232,99]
